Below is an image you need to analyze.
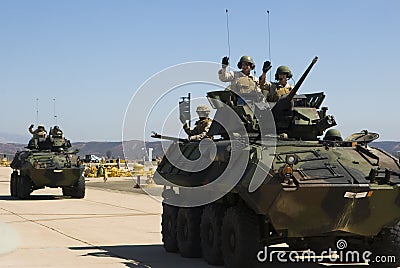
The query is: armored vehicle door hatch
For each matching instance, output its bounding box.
[344,130,379,144]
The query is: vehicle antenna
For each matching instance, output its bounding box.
[267,10,272,81]
[53,98,57,125]
[36,98,39,125]
[188,93,191,128]
[225,9,231,70]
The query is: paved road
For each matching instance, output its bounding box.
[0,167,216,268]
[0,167,378,267]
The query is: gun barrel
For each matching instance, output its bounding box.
[286,56,318,100]
[151,132,189,143]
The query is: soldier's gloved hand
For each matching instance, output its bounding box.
[262,61,271,72]
[222,56,229,68]
[179,114,187,124]
[29,124,34,129]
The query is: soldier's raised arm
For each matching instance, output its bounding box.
[218,56,235,82]
[29,124,35,134]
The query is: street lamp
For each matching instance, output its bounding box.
[141,147,146,165]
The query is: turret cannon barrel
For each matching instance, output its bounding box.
[286,56,318,101]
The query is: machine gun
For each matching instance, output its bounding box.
[151,132,189,143]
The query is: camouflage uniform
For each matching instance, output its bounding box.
[49,126,65,148]
[183,117,212,141]
[29,125,47,139]
[28,125,47,150]
[218,68,260,94]
[259,80,294,102]
[260,65,294,102]
[50,126,63,137]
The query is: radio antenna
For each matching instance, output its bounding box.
[36,98,39,125]
[225,9,231,70]
[267,10,272,81]
[53,98,57,125]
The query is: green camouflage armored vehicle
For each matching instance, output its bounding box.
[10,126,85,199]
[153,57,400,267]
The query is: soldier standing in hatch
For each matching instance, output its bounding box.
[259,61,294,102]
[28,124,47,149]
[182,105,212,141]
[50,125,63,137]
[218,55,260,93]
[29,124,47,139]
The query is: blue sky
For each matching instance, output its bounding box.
[1,0,399,142]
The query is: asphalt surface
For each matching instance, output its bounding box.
[0,167,390,267]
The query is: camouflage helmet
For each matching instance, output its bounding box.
[196,105,210,113]
[237,55,255,70]
[324,129,343,141]
[38,124,45,129]
[275,65,293,80]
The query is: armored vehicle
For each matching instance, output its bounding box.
[10,126,85,199]
[153,57,400,267]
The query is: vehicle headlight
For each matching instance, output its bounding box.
[285,154,299,165]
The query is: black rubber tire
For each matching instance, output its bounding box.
[70,176,85,198]
[62,187,72,196]
[10,172,17,197]
[221,205,261,268]
[161,202,179,252]
[177,207,202,258]
[371,221,400,267]
[200,203,225,265]
[17,175,32,199]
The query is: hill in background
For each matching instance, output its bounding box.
[0,140,166,161]
[371,141,400,157]
[0,140,399,161]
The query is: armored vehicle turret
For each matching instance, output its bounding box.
[153,57,400,267]
[10,126,85,199]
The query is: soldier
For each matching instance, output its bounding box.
[259,61,294,102]
[29,124,47,139]
[324,129,343,141]
[49,125,66,150]
[182,105,212,141]
[50,125,63,138]
[218,55,260,94]
[28,124,47,150]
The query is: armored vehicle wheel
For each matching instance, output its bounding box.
[161,202,179,252]
[69,176,85,198]
[221,205,260,268]
[371,221,400,267]
[17,175,32,199]
[176,207,202,258]
[200,203,225,265]
[10,172,18,197]
[62,187,72,196]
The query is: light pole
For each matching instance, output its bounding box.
[141,147,146,165]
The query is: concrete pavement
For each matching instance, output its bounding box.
[0,167,213,267]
